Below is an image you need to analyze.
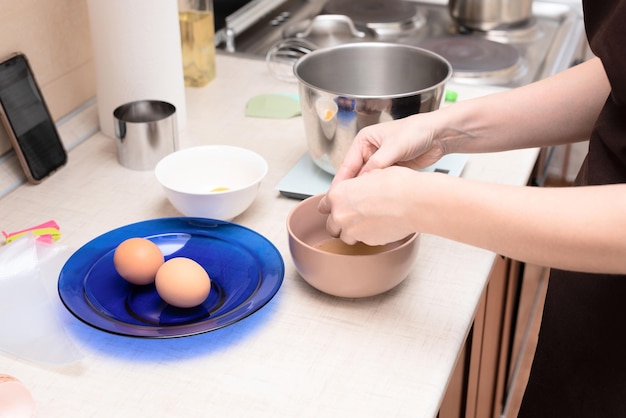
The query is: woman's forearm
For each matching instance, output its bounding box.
[409,172,626,274]
[433,57,609,154]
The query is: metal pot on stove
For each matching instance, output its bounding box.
[266,15,376,82]
[293,42,452,175]
[448,0,533,31]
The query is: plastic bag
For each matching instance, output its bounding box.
[0,235,82,366]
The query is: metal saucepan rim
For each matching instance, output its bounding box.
[293,42,453,99]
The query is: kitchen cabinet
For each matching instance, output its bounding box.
[439,257,550,418]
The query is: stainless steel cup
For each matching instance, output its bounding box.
[448,0,533,31]
[113,100,178,170]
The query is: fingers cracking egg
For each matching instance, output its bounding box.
[155,257,211,308]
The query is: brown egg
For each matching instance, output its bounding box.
[113,238,164,285]
[155,257,211,308]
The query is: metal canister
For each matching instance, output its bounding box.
[113,100,178,171]
[448,0,533,31]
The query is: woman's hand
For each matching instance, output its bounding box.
[330,114,446,185]
[320,166,423,246]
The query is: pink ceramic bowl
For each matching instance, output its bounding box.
[287,194,420,298]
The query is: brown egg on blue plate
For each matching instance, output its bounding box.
[113,238,212,309]
[155,257,212,308]
[113,237,164,285]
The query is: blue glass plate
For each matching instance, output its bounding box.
[58,217,284,338]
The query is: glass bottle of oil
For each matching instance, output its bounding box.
[178,0,216,87]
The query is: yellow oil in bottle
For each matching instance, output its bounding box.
[179,10,216,87]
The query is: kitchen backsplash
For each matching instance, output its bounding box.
[0,0,96,157]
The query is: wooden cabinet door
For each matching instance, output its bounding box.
[439,257,549,418]
[439,256,514,418]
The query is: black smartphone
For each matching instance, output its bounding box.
[0,52,67,183]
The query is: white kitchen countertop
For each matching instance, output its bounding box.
[0,54,538,418]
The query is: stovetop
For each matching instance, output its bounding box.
[216,0,584,88]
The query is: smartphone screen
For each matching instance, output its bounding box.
[0,53,67,183]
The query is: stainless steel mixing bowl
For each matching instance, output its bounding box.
[293,42,452,174]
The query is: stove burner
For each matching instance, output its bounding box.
[420,37,526,84]
[323,0,424,36]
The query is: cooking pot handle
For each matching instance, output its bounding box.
[266,38,317,83]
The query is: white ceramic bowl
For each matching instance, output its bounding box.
[155,145,268,220]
